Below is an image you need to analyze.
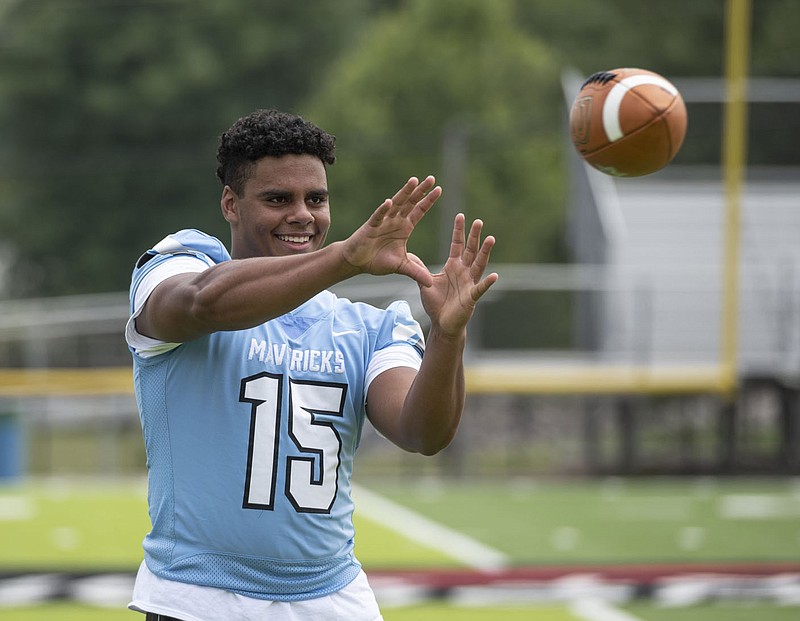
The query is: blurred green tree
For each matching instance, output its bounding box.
[516,0,725,77]
[516,0,800,78]
[308,0,566,266]
[0,0,376,296]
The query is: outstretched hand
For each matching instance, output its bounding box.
[341,176,441,287]
[417,214,498,337]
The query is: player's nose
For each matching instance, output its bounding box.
[286,200,314,225]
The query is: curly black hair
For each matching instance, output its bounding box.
[215,109,336,193]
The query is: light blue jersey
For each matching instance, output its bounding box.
[128,230,424,601]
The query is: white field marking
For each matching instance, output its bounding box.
[0,495,36,520]
[0,574,63,606]
[352,483,510,571]
[71,574,137,607]
[570,597,645,621]
[719,494,800,519]
[51,526,81,551]
[602,74,679,142]
[676,525,705,551]
[551,525,581,551]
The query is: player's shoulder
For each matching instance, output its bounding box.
[136,229,231,269]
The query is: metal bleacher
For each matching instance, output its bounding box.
[586,167,800,377]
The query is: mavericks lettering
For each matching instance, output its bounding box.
[247,339,345,374]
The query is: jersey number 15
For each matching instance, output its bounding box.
[239,372,346,514]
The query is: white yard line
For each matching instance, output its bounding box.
[0,495,35,520]
[570,598,645,621]
[352,483,510,571]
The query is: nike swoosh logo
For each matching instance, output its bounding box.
[332,329,359,337]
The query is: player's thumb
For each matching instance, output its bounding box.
[399,253,433,288]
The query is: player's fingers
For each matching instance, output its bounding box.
[471,271,499,302]
[397,175,436,219]
[406,174,435,206]
[408,185,441,226]
[448,213,467,258]
[406,252,429,271]
[368,198,393,225]
[399,254,433,288]
[389,177,419,216]
[470,235,496,282]
[461,219,483,265]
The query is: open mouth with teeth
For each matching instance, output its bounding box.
[277,234,312,244]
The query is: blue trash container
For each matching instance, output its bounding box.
[0,412,24,480]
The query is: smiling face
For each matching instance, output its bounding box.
[222,154,331,259]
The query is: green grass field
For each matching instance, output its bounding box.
[1,476,799,620]
[368,476,800,564]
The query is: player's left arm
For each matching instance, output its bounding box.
[367,215,498,455]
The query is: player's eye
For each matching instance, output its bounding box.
[265,195,288,205]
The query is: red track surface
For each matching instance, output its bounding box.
[370,562,800,588]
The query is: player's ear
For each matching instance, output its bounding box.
[221,185,239,224]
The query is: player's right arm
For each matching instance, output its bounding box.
[136,176,441,344]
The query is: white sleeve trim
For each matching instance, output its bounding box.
[364,344,422,395]
[126,255,210,358]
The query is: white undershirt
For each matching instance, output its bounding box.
[129,561,383,621]
[125,255,209,358]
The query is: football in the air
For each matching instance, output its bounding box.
[569,68,687,177]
